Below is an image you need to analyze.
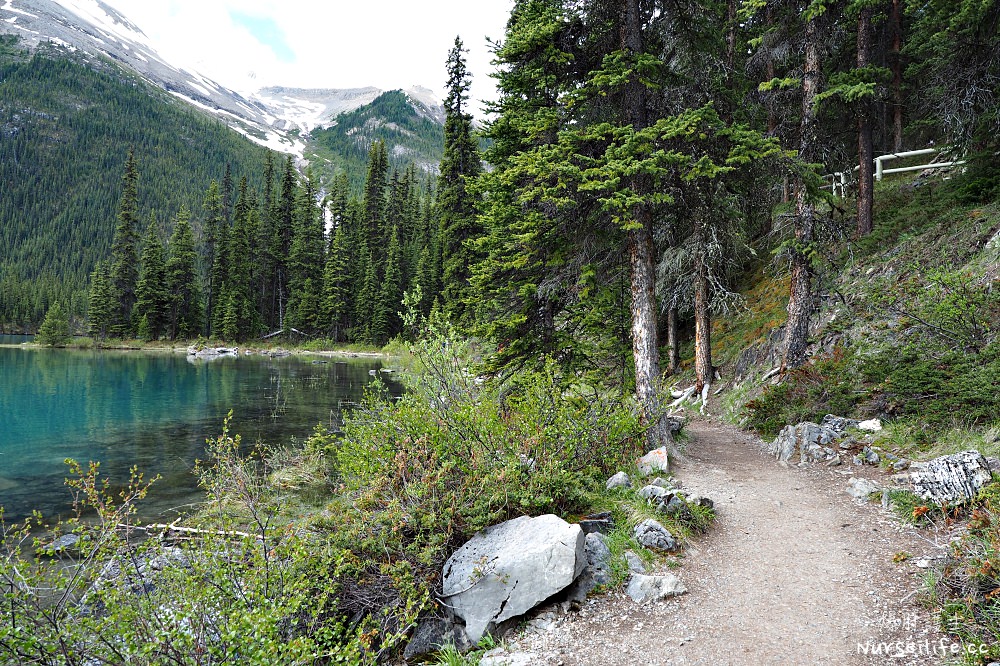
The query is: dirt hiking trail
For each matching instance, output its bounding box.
[501,420,952,665]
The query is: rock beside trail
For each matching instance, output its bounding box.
[821,414,859,433]
[442,514,585,643]
[858,418,883,432]
[625,573,687,603]
[403,617,472,661]
[909,450,993,504]
[637,447,670,475]
[578,512,614,535]
[606,471,632,490]
[846,477,881,500]
[624,550,647,574]
[768,422,839,464]
[633,519,677,551]
[566,532,613,600]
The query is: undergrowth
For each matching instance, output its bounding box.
[925,478,1000,663]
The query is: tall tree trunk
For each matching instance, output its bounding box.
[623,0,672,453]
[890,0,904,151]
[692,214,712,392]
[783,16,821,371]
[857,6,875,236]
[725,0,737,89]
[666,306,680,375]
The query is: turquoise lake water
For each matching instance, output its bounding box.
[0,340,400,522]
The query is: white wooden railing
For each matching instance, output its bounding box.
[820,147,965,197]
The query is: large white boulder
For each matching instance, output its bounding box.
[910,450,993,504]
[441,514,585,642]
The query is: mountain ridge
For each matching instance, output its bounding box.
[0,0,446,163]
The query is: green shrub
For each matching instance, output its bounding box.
[0,427,379,665]
[743,348,861,438]
[326,319,645,570]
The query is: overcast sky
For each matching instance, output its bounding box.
[102,0,514,113]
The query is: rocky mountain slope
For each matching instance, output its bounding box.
[0,0,446,169]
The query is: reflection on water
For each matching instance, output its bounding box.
[0,347,400,522]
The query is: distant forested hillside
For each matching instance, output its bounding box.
[0,35,272,329]
[307,90,444,192]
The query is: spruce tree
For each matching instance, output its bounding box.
[88,261,115,342]
[165,207,203,340]
[354,249,378,344]
[362,140,389,250]
[108,148,141,338]
[321,222,351,342]
[134,216,169,341]
[437,37,483,324]
[288,170,325,332]
[372,225,403,344]
[37,302,72,346]
[202,180,225,334]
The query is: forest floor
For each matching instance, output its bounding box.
[491,419,959,666]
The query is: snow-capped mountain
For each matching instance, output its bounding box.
[0,0,444,160]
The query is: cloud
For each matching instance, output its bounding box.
[103,0,514,114]
[229,11,295,63]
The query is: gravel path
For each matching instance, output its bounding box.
[494,420,952,665]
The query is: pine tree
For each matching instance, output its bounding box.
[87,260,115,342]
[134,216,169,341]
[165,207,203,339]
[437,37,482,323]
[108,148,141,338]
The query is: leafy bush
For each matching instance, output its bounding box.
[323,319,646,569]
[0,427,375,665]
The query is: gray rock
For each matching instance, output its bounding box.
[892,459,910,472]
[565,532,613,600]
[403,618,472,660]
[986,457,1000,474]
[441,514,585,643]
[661,496,693,522]
[860,446,880,465]
[579,511,613,535]
[187,346,238,360]
[637,446,670,475]
[606,471,632,490]
[821,414,859,433]
[649,476,676,489]
[633,519,677,551]
[767,422,839,463]
[638,484,673,504]
[44,533,80,556]
[686,495,714,510]
[625,573,687,603]
[846,477,881,500]
[910,450,993,504]
[581,532,612,585]
[624,550,647,574]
